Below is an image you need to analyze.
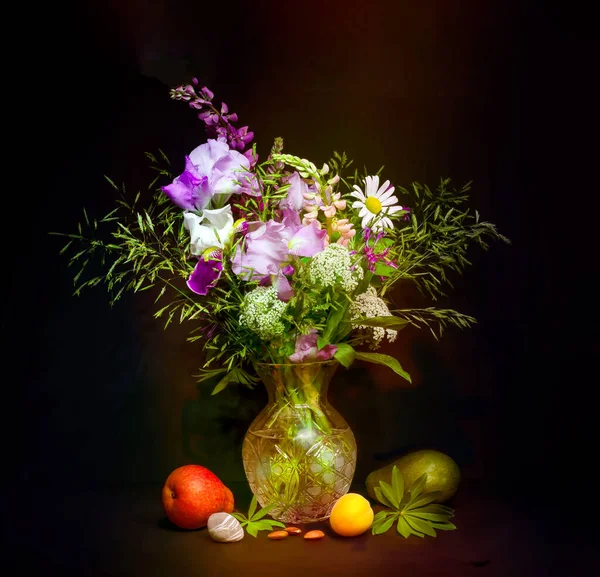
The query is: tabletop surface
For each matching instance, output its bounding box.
[2,480,596,577]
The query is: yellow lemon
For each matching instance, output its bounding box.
[329,493,374,537]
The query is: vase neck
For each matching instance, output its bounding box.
[253,361,339,405]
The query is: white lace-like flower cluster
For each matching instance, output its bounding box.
[351,286,398,349]
[239,285,287,340]
[307,243,363,292]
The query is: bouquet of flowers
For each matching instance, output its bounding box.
[54,79,510,523]
[54,79,508,393]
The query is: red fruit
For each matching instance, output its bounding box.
[161,464,234,529]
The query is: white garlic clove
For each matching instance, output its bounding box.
[207,512,244,543]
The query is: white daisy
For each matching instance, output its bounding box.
[349,175,404,230]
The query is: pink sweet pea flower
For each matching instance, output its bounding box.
[289,330,337,363]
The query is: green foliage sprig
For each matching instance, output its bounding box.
[230,495,286,537]
[371,466,457,538]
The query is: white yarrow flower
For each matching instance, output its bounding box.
[351,286,398,349]
[350,175,405,230]
[239,285,288,341]
[307,244,363,293]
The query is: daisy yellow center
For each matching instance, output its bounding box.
[365,196,382,214]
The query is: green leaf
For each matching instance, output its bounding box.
[247,495,257,519]
[430,521,457,531]
[355,352,412,383]
[230,512,247,523]
[372,510,392,524]
[319,300,349,347]
[250,504,276,521]
[404,515,437,537]
[397,516,412,538]
[373,514,397,535]
[374,486,394,509]
[379,480,400,509]
[406,491,442,510]
[407,510,453,522]
[408,473,428,499]
[246,525,258,537]
[249,519,284,531]
[354,316,410,330]
[416,504,455,517]
[391,466,404,501]
[211,367,259,395]
[333,343,356,368]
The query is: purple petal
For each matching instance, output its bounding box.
[280,172,307,212]
[289,347,318,363]
[187,258,223,295]
[275,272,294,302]
[162,155,212,211]
[288,220,327,257]
[315,344,337,361]
[231,220,289,280]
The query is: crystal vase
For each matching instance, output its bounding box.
[242,360,357,523]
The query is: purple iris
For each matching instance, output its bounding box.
[162,139,253,210]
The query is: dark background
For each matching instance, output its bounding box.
[6,0,594,527]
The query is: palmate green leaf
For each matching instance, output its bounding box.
[406,491,442,510]
[372,513,398,535]
[249,519,285,531]
[430,521,457,531]
[372,468,456,539]
[372,510,391,525]
[247,494,257,519]
[374,486,394,509]
[407,510,453,523]
[233,496,285,537]
[408,473,428,499]
[379,480,400,509]
[391,465,404,500]
[405,514,437,537]
[415,504,455,516]
[249,503,277,521]
[397,516,413,538]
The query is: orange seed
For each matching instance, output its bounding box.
[304,530,325,540]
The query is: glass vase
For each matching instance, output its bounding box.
[242,360,357,523]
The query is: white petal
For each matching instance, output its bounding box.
[380,196,399,207]
[202,205,234,229]
[378,187,396,203]
[385,205,404,214]
[364,175,379,196]
[352,200,365,210]
[376,180,392,196]
[361,213,374,229]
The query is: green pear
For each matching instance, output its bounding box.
[366,449,461,503]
